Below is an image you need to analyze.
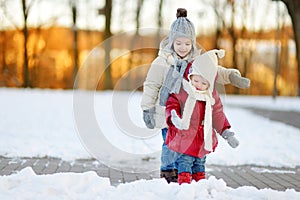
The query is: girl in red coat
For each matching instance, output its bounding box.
[165,50,239,185]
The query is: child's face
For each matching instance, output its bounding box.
[173,37,192,58]
[190,75,209,91]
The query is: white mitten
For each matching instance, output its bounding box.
[171,110,184,130]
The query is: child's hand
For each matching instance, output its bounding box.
[171,109,184,130]
[221,129,239,148]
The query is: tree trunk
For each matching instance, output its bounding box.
[277,0,300,96]
[212,0,224,49]
[128,3,143,66]
[72,0,79,87]
[22,0,30,87]
[126,0,144,89]
[0,30,7,85]
[229,0,239,94]
[156,0,163,55]
[103,0,113,90]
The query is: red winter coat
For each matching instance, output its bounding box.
[165,63,231,158]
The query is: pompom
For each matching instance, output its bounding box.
[176,8,187,18]
[167,54,175,65]
[216,49,225,58]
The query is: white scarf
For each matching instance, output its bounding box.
[181,80,215,151]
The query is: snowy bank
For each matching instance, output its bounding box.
[0,167,299,200]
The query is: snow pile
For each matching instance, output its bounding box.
[0,167,299,200]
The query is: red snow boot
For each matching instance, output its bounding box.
[192,172,206,182]
[178,172,192,185]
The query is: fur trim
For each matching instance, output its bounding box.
[158,36,201,62]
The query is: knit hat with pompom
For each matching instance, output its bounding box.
[161,8,197,57]
[169,8,196,44]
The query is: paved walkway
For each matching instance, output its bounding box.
[1,107,300,191]
[248,108,300,129]
[0,156,299,191]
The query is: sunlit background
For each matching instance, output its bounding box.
[0,0,297,96]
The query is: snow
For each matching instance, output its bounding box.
[1,167,299,200]
[0,88,300,199]
[250,167,296,174]
[221,95,300,112]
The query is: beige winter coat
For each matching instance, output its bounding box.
[141,49,239,129]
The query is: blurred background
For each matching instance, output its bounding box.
[0,0,299,96]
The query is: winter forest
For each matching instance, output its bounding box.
[0,0,300,96]
[1,0,300,199]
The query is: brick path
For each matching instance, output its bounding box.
[0,156,299,191]
[249,108,300,129]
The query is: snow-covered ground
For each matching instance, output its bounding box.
[0,88,300,199]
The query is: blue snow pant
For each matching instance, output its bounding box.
[160,128,206,173]
[160,128,177,171]
[175,154,206,174]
